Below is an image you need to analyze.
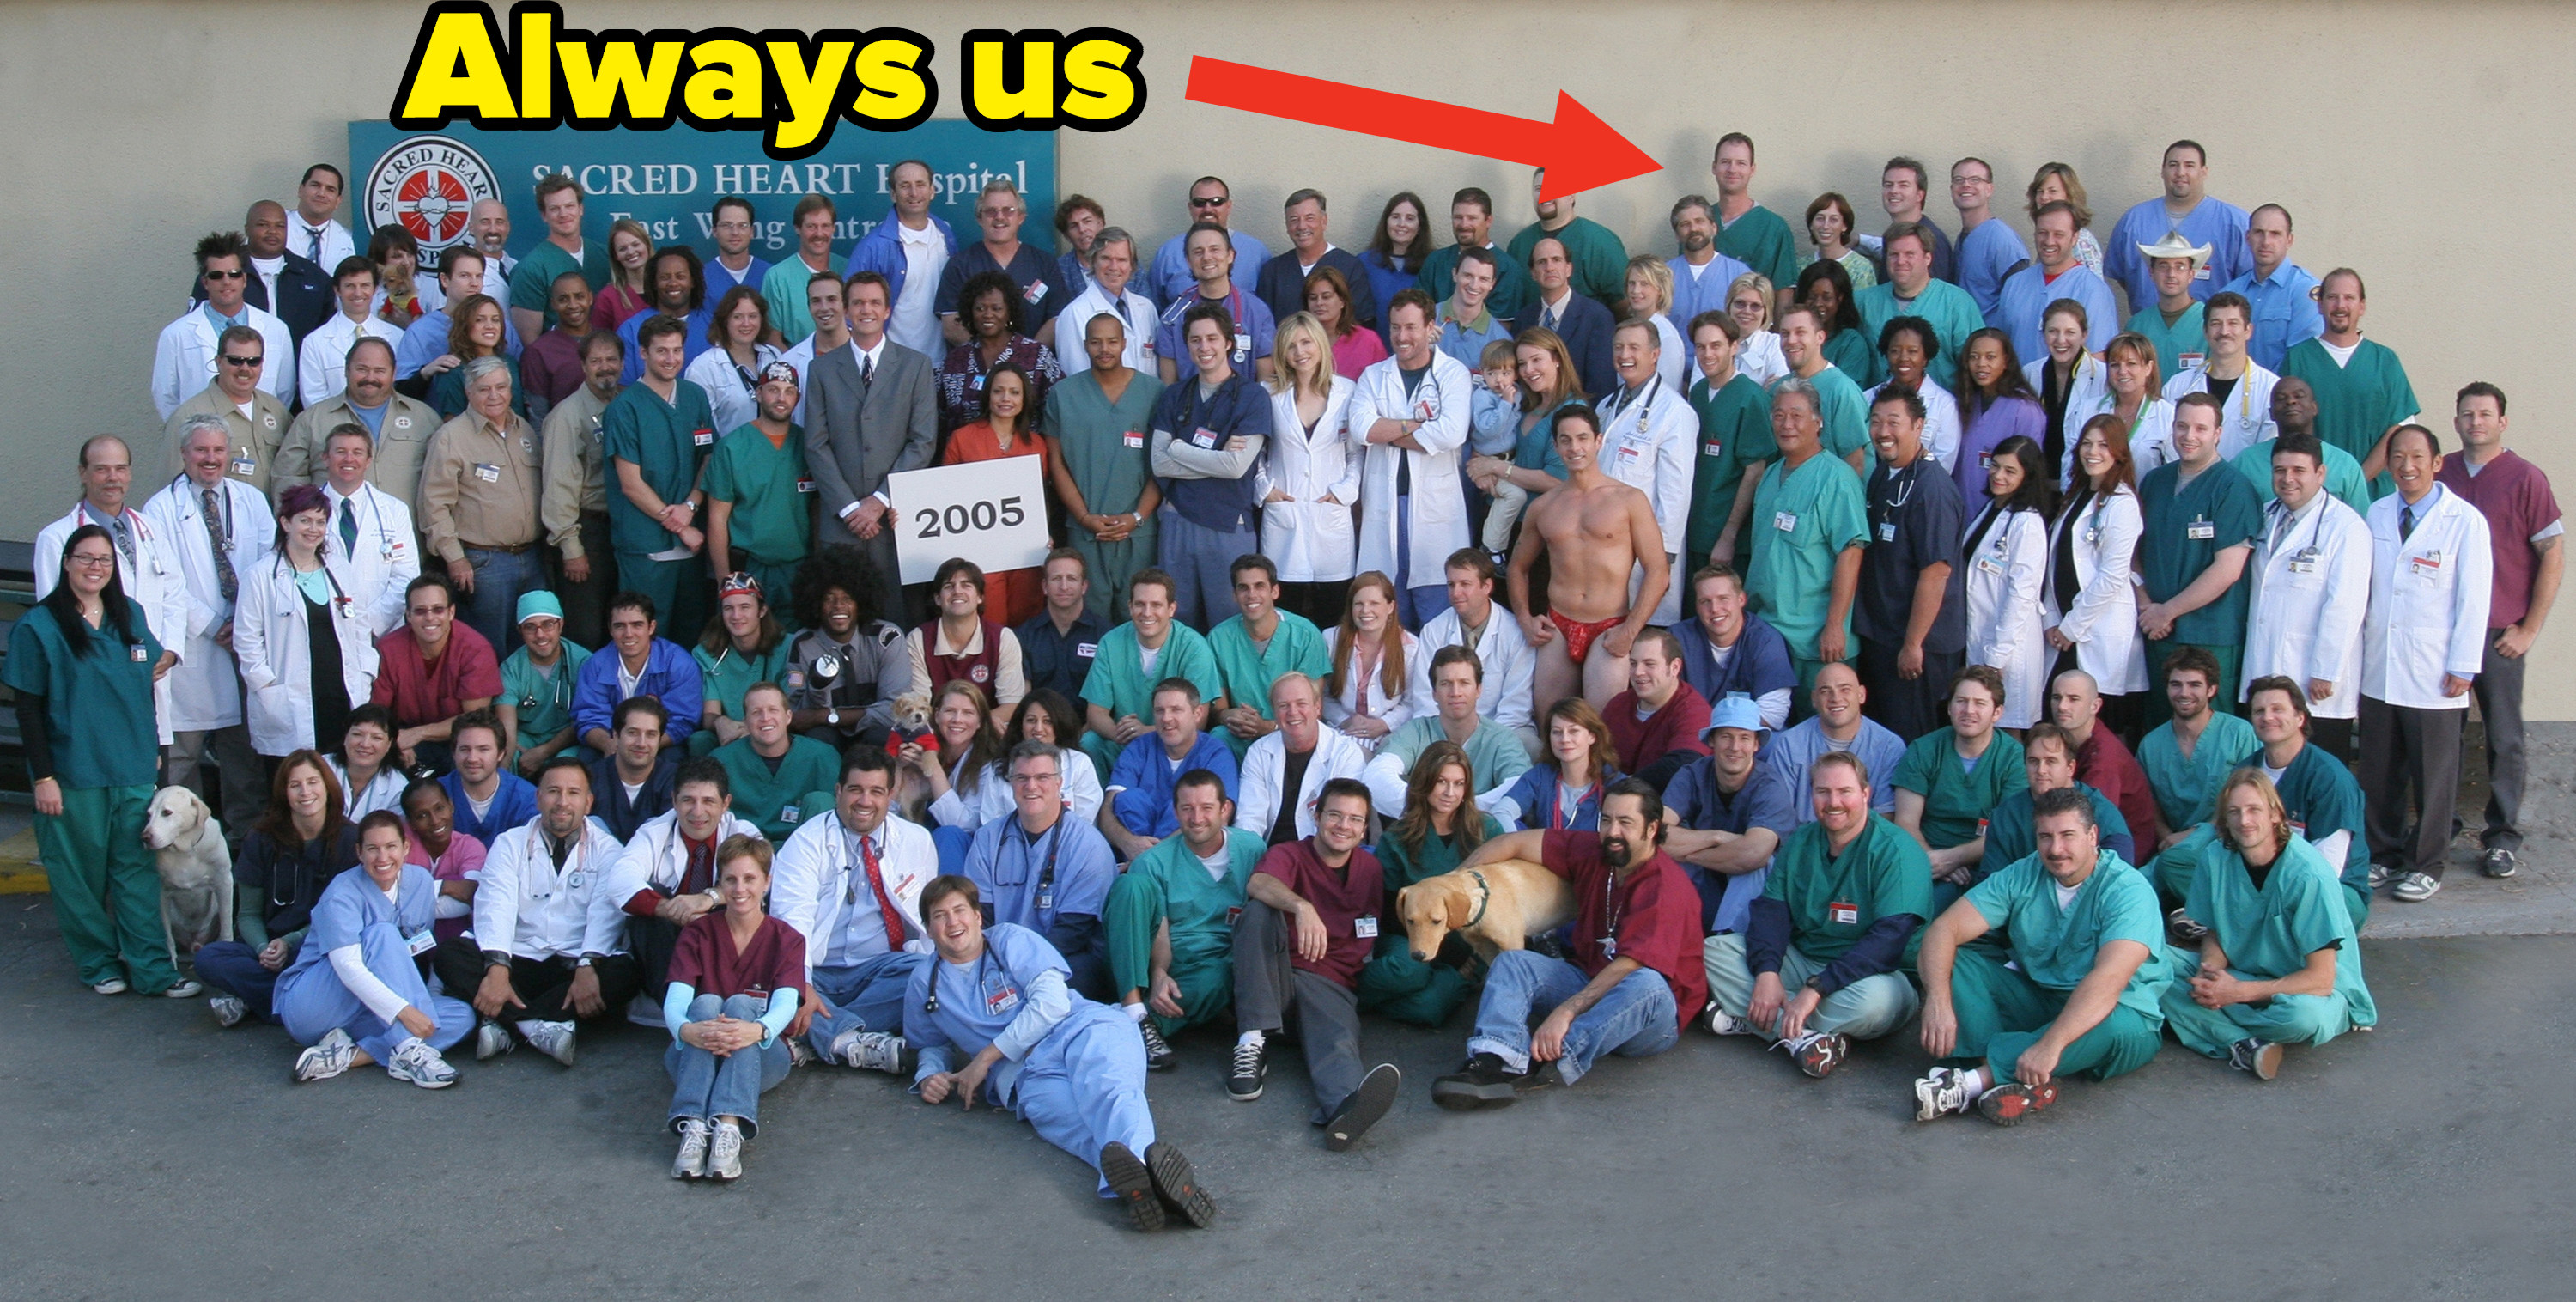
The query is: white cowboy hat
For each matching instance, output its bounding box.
[2135,228,2212,270]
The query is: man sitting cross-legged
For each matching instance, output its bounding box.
[1101,769,1263,1071]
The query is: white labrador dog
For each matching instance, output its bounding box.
[141,786,233,970]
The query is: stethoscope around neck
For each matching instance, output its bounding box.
[273,551,359,623]
[922,947,996,1016]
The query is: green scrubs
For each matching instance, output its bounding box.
[1764,813,1935,963]
[702,423,813,605]
[1974,782,2131,885]
[710,735,841,841]
[1686,373,1777,563]
[1079,622,1224,781]
[601,378,720,641]
[1717,204,1800,290]
[1821,326,1875,384]
[1506,216,1630,306]
[1747,449,1869,681]
[5,601,177,991]
[2267,742,2372,928]
[1355,811,1504,1026]
[2139,711,2259,902]
[2137,459,2263,722]
[1103,828,1264,1035]
[690,638,795,757]
[2160,836,2376,1057]
[1205,611,1332,761]
[2280,338,2418,494]
[1043,369,1168,624]
[1773,367,1869,460]
[501,641,592,760]
[1854,279,1984,389]
[508,239,614,330]
[1376,716,1532,803]
[2229,437,2371,515]
[1893,728,2030,852]
[1944,849,2170,1080]
[2125,302,2208,380]
[762,254,841,346]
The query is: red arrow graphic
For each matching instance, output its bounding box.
[1183,57,1662,201]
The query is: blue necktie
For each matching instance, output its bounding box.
[2399,503,2416,542]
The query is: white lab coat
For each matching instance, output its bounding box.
[1254,374,1363,582]
[1418,604,1538,734]
[1649,315,1689,395]
[140,476,276,733]
[473,817,632,961]
[1867,380,1965,473]
[1964,502,2049,729]
[2242,494,2372,720]
[1595,375,1697,624]
[2163,361,2279,460]
[682,342,784,437]
[232,551,383,757]
[1350,351,1473,589]
[1054,284,1159,374]
[2043,486,2147,695]
[151,305,294,421]
[33,502,190,745]
[598,806,764,903]
[297,312,405,408]
[1233,726,1370,840]
[927,746,1103,831]
[768,812,939,979]
[2024,352,2111,485]
[1321,626,1432,751]
[320,483,422,636]
[1736,331,1789,386]
[2360,485,2493,709]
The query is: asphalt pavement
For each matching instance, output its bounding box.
[2,893,2567,1301]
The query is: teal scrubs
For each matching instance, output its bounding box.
[1686,373,1777,562]
[1103,828,1263,1034]
[2160,836,2375,1056]
[1975,782,2132,886]
[1747,449,1869,681]
[1892,727,2031,852]
[1506,216,1630,306]
[2137,459,2263,716]
[1079,622,1224,781]
[1946,849,2171,1081]
[1716,204,1800,290]
[1764,813,1935,964]
[601,377,720,641]
[1854,279,1984,389]
[2125,302,2208,380]
[1043,369,1167,624]
[762,254,842,346]
[1376,716,1532,804]
[1821,327,1875,384]
[501,641,592,761]
[2139,711,2259,902]
[2267,742,2372,928]
[690,638,795,757]
[2280,338,2418,494]
[1205,611,1333,761]
[6,601,177,991]
[508,239,614,330]
[702,423,813,605]
[1772,367,1870,460]
[1355,811,1504,1026]
[712,735,841,841]
[2229,437,2371,515]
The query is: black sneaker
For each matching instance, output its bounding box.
[1226,1037,1268,1101]
[1138,1018,1176,1073]
[1147,1141,1218,1227]
[1325,1062,1401,1152]
[2482,848,2519,879]
[1099,1142,1166,1231]
[1431,1052,1524,1111]
[1517,1060,1568,1093]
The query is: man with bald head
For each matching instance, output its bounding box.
[2047,669,2156,843]
[466,198,516,283]
[1753,662,1907,825]
[33,436,188,747]
[191,200,333,351]
[2229,376,2369,514]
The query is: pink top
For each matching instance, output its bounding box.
[408,828,488,943]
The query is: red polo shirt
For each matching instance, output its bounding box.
[1605,683,1712,776]
[1254,838,1384,989]
[371,624,504,729]
[1540,829,1708,1029]
[2074,724,2160,847]
[2438,448,2561,630]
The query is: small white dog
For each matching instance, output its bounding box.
[141,786,233,970]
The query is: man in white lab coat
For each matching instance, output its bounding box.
[151,231,295,421]
[317,426,422,636]
[1594,319,1698,626]
[1351,290,1475,630]
[2358,423,2491,904]
[140,416,275,849]
[33,436,189,746]
[2239,430,2371,757]
[1234,672,1369,846]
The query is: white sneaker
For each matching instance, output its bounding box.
[91,978,129,996]
[671,1118,710,1180]
[386,1038,459,1089]
[786,1037,817,1068]
[706,1119,744,1181]
[209,995,247,1028]
[163,977,204,998]
[1704,1005,1757,1037]
[517,1019,577,1066]
[830,1029,914,1075]
[294,1028,356,1083]
[1913,1066,1978,1121]
[474,1019,514,1060]
[2391,871,2442,903]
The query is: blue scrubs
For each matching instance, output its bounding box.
[905,924,1155,1194]
[1955,220,2032,320]
[1109,731,1240,838]
[273,865,473,1064]
[2221,263,2324,371]
[963,812,1118,996]
[1661,752,1800,932]
[1752,715,1910,825]
[1996,264,2118,364]
[440,770,538,848]
[2104,197,2253,312]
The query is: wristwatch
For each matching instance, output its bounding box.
[576,955,596,969]
[828,708,841,727]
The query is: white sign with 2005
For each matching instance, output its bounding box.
[887,456,1051,584]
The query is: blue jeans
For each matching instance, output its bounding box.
[1466,949,1680,1082]
[460,545,544,666]
[665,993,792,1135]
[805,951,927,1054]
[194,940,288,1019]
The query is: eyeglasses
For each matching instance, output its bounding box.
[1189,197,1227,209]
[204,268,246,280]
[222,354,263,367]
[67,553,118,569]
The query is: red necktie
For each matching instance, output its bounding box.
[857,834,907,951]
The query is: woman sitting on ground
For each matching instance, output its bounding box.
[401,776,486,946]
[196,750,361,1030]
[327,705,407,819]
[1356,742,1504,1027]
[278,809,473,1087]
[1498,698,1620,831]
[663,834,808,1182]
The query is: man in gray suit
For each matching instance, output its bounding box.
[805,270,938,620]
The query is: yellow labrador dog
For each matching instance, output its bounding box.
[1394,860,1575,963]
[140,785,234,970]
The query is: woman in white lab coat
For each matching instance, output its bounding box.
[2075,332,2177,478]
[234,484,381,757]
[682,286,784,436]
[1321,573,1431,753]
[1961,435,2053,732]
[2022,301,2109,486]
[2045,416,2149,736]
[1725,273,1789,386]
[1621,257,1690,395]
[1255,313,1362,626]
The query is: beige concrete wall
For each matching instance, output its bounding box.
[6,0,2571,706]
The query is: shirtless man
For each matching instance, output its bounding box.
[1509,405,1671,712]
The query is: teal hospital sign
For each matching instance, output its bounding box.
[348,119,1056,263]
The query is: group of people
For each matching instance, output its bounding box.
[21,131,2552,1219]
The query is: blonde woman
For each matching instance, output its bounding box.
[1256,312,1360,624]
[1620,255,1688,394]
[2083,332,2177,476]
[1726,273,1789,385]
[1321,572,1430,751]
[592,218,655,332]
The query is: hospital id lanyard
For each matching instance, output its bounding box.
[1598,866,1627,958]
[1019,816,1066,911]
